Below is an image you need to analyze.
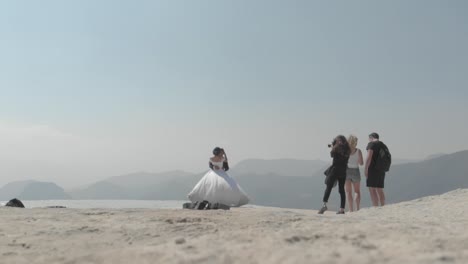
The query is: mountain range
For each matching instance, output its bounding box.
[0,180,70,201]
[1,151,467,209]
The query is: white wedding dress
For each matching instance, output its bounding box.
[188,159,250,207]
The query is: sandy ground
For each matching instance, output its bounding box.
[1,189,467,264]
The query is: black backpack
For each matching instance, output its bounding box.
[375,142,392,172]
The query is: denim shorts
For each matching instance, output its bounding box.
[346,168,361,183]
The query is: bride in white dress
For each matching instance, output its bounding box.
[188,147,250,207]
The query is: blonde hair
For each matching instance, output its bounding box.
[348,135,358,149]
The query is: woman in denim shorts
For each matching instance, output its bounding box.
[346,135,364,212]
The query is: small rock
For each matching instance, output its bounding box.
[332,252,341,258]
[285,236,311,244]
[175,238,186,245]
[439,256,455,262]
[5,198,25,208]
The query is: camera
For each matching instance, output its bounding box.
[327,139,337,148]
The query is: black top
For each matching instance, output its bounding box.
[367,141,383,170]
[209,161,230,171]
[330,149,350,178]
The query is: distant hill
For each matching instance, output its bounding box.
[19,182,71,200]
[236,172,324,208]
[392,158,420,165]
[69,171,196,200]
[69,160,328,201]
[0,181,70,200]
[386,150,468,203]
[425,153,447,160]
[107,170,194,192]
[141,174,201,200]
[4,152,466,210]
[146,152,468,208]
[0,180,36,200]
[62,152,468,209]
[231,159,328,177]
[68,181,130,200]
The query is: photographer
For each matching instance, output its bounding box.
[318,135,351,214]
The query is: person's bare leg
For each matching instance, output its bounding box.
[369,187,378,206]
[345,180,354,212]
[353,182,361,211]
[368,187,374,206]
[377,188,386,206]
[374,189,381,206]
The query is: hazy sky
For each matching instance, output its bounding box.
[1,0,467,188]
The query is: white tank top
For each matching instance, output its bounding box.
[348,149,360,169]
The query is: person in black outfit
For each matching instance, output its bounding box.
[365,132,386,206]
[318,135,351,214]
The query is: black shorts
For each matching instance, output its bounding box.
[367,170,386,188]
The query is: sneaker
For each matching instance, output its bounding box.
[318,205,328,214]
[336,210,345,215]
